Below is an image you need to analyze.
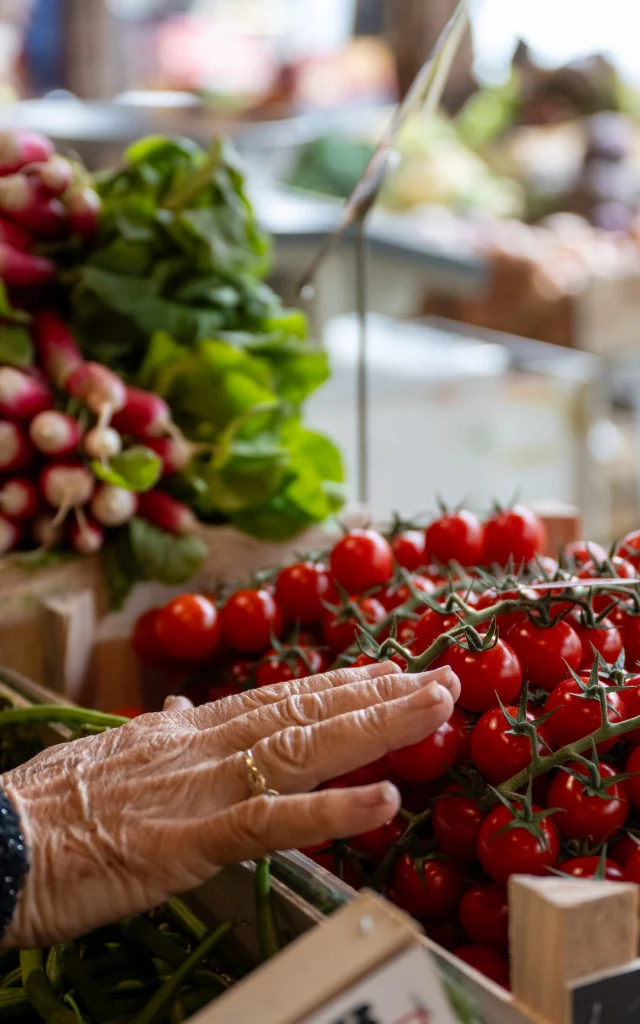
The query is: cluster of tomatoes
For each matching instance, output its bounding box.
[130,503,640,991]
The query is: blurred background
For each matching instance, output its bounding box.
[5,0,640,541]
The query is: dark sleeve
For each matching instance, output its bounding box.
[0,789,29,941]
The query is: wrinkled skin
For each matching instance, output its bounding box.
[0,662,459,947]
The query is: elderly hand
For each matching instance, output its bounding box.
[0,661,459,947]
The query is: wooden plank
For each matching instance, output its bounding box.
[41,589,97,699]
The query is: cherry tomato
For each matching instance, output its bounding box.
[610,832,640,869]
[156,594,220,662]
[474,588,529,634]
[483,505,546,567]
[453,946,510,989]
[322,595,386,654]
[564,540,608,567]
[547,761,629,843]
[388,721,460,783]
[570,614,623,668]
[275,562,336,623]
[113,705,145,718]
[460,884,509,952]
[505,619,582,692]
[380,575,434,612]
[425,509,484,568]
[225,657,254,689]
[617,530,640,571]
[131,608,165,666]
[577,557,636,613]
[352,652,407,670]
[414,608,458,652]
[546,675,623,753]
[391,530,426,571]
[623,847,640,884]
[625,746,640,810]
[350,816,405,862]
[438,638,522,714]
[336,756,391,788]
[619,676,640,743]
[393,854,466,919]
[432,783,484,861]
[608,604,640,671]
[423,920,462,952]
[450,705,473,762]
[397,620,418,648]
[330,529,393,593]
[470,706,553,785]
[207,681,243,701]
[560,856,623,880]
[219,588,284,655]
[255,646,326,688]
[478,804,560,884]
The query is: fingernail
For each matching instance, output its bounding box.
[414,678,444,703]
[360,781,401,808]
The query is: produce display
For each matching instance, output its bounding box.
[133,502,640,990]
[0,129,342,604]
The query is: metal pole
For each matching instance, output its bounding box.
[355,218,369,506]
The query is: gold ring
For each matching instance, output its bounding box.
[243,751,278,798]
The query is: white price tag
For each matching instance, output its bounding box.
[303,946,461,1024]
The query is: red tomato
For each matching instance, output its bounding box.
[207,681,243,701]
[617,530,640,570]
[577,557,636,613]
[610,832,640,869]
[483,505,546,567]
[113,705,145,718]
[425,509,484,568]
[225,657,254,689]
[219,588,284,655]
[470,706,553,785]
[560,856,623,880]
[156,595,220,662]
[380,575,434,612]
[275,562,336,623]
[453,946,510,989]
[330,529,393,593]
[438,638,522,714]
[391,530,427,570]
[423,920,462,952]
[432,783,484,861]
[625,746,640,810]
[450,705,473,762]
[388,721,460,783]
[255,647,326,688]
[608,605,640,672]
[397,620,418,648]
[414,608,458,652]
[547,761,629,843]
[460,885,509,952]
[393,854,466,919]
[623,847,640,884]
[336,756,391,788]
[505,619,582,691]
[352,651,407,669]
[546,675,623,753]
[570,614,623,668]
[131,608,165,666]
[478,804,560,884]
[564,540,608,566]
[350,816,405,862]
[620,676,640,743]
[474,588,529,634]
[322,595,386,654]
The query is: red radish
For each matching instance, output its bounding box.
[0,130,54,176]
[0,216,31,251]
[143,435,195,475]
[83,425,122,460]
[40,462,94,511]
[90,484,138,527]
[25,157,73,197]
[0,244,56,286]
[32,514,63,548]
[0,175,67,236]
[137,489,198,535]
[66,362,126,424]
[0,478,40,519]
[0,421,34,471]
[32,310,84,388]
[69,513,104,555]
[111,386,172,439]
[0,367,52,420]
[0,515,21,554]
[29,410,81,457]
[64,185,101,237]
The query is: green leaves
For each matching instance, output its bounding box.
[91,446,162,493]
[0,324,33,367]
[103,518,207,608]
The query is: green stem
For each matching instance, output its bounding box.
[45,949,64,996]
[122,918,187,971]
[255,858,280,962]
[0,988,30,1018]
[19,951,77,1024]
[163,900,208,944]
[0,707,127,730]
[132,921,233,1024]
[368,806,432,891]
[0,971,21,990]
[58,944,115,1024]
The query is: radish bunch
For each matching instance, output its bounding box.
[0,309,199,558]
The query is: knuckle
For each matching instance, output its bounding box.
[267,726,312,774]
[353,704,388,742]
[282,693,324,728]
